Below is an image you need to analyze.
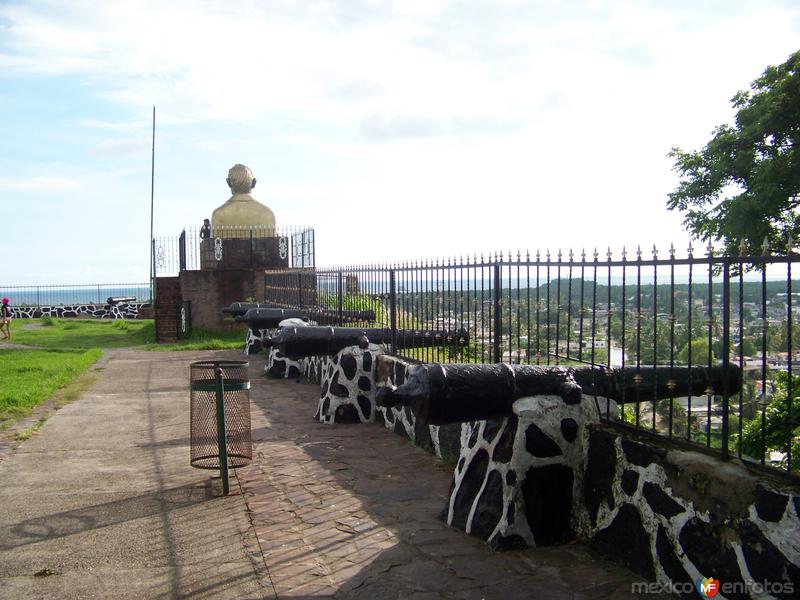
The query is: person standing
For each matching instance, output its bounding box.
[1,297,11,341]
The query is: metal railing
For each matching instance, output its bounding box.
[265,244,800,479]
[0,283,152,307]
[153,225,315,275]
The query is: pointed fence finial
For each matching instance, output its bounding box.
[706,239,714,256]
[622,246,628,260]
[763,236,770,256]
[787,232,795,254]
[636,244,642,260]
[593,247,599,261]
[669,242,675,258]
[688,241,694,257]
[738,239,748,256]
[652,244,658,259]
[607,246,612,261]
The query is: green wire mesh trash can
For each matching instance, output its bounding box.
[190,360,252,475]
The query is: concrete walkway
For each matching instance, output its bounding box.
[0,349,270,599]
[0,349,660,599]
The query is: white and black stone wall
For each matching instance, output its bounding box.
[444,394,613,551]
[374,355,464,464]
[10,303,150,320]
[245,327,272,355]
[265,346,304,379]
[263,346,328,382]
[581,426,800,599]
[315,344,384,424]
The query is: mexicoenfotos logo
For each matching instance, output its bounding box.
[696,577,720,597]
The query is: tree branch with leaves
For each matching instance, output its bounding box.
[667,50,800,257]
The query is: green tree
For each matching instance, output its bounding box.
[667,50,800,257]
[677,338,716,365]
[740,371,800,471]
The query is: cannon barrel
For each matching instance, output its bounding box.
[224,303,375,323]
[235,308,310,329]
[106,296,136,305]
[263,326,469,358]
[222,302,277,316]
[376,363,742,425]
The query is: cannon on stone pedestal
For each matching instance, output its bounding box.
[376,363,742,425]
[233,307,311,355]
[263,326,470,359]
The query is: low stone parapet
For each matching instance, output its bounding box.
[315,344,384,424]
[11,302,150,320]
[581,426,800,595]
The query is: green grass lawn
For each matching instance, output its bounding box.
[11,318,246,351]
[12,317,155,349]
[0,348,102,424]
[1,317,248,428]
[145,326,244,351]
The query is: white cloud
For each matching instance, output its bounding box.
[0,0,798,279]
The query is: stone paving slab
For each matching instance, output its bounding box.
[238,360,664,599]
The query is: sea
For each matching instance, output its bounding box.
[0,284,152,307]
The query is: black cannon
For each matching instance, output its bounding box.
[235,307,310,329]
[223,302,375,324]
[222,302,278,317]
[107,296,137,305]
[376,363,742,425]
[263,326,470,359]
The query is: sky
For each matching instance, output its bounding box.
[0,0,798,284]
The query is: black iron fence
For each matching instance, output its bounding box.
[153,225,315,275]
[0,283,151,306]
[265,244,800,479]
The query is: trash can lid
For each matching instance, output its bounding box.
[190,360,249,369]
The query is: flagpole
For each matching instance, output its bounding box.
[149,106,155,302]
